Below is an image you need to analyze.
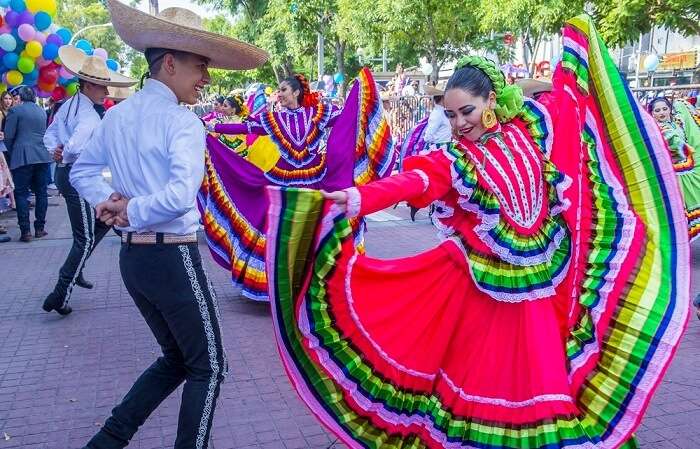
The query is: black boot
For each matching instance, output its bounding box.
[75,274,93,289]
[42,292,72,316]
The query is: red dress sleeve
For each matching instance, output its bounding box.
[350,150,453,217]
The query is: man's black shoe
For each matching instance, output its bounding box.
[76,275,93,289]
[42,293,73,316]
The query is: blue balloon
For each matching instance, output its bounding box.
[34,12,52,31]
[333,72,344,83]
[55,28,72,45]
[42,42,59,60]
[9,0,25,12]
[0,0,10,7]
[75,39,93,54]
[23,68,38,84]
[2,52,19,70]
[105,58,118,71]
[0,34,17,52]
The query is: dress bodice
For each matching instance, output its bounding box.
[253,103,342,167]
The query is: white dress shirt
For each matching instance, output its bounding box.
[43,92,102,164]
[70,79,206,235]
[424,104,452,144]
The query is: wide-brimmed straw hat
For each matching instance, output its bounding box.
[107,0,268,70]
[107,86,133,100]
[59,45,137,87]
[515,78,552,97]
[424,82,446,97]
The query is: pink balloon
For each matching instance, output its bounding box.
[36,56,51,67]
[59,66,72,79]
[92,48,108,60]
[34,31,46,45]
[0,26,10,35]
[17,23,35,42]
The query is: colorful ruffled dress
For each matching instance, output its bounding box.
[665,100,700,241]
[264,16,689,448]
[198,68,395,300]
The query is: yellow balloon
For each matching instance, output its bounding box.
[6,70,24,86]
[0,83,7,93]
[25,41,42,58]
[20,50,30,59]
[27,0,56,15]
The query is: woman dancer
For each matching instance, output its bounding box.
[201,95,224,123]
[265,15,689,449]
[650,97,700,242]
[198,69,394,300]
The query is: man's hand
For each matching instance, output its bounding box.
[53,146,63,163]
[96,192,130,227]
[321,190,349,213]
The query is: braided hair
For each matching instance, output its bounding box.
[223,94,250,119]
[447,56,524,122]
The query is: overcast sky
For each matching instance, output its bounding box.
[134,0,225,19]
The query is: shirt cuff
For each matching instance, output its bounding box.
[412,169,430,193]
[344,187,361,218]
[126,198,143,230]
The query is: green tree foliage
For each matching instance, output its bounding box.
[478,0,585,75]
[590,0,700,47]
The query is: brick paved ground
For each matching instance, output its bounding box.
[0,194,698,449]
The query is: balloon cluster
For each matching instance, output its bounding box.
[0,0,120,101]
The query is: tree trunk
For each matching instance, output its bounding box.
[272,65,282,84]
[335,39,346,98]
[283,59,294,78]
[426,15,439,84]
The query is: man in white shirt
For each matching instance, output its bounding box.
[423,82,452,146]
[70,2,267,448]
[42,45,137,316]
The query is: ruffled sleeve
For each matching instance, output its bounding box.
[347,149,452,217]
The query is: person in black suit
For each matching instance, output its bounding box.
[4,86,50,242]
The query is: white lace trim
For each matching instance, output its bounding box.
[179,245,221,449]
[441,370,574,408]
[450,237,569,302]
[344,187,361,218]
[412,169,430,193]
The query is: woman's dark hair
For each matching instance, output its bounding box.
[445,65,494,100]
[281,74,310,105]
[17,86,36,103]
[648,96,673,114]
[215,95,225,105]
[223,96,243,115]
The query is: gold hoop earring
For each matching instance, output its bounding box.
[481,109,497,129]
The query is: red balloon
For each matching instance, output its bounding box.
[38,80,56,93]
[0,17,4,28]
[39,67,58,84]
[51,85,66,101]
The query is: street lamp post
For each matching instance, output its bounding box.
[69,23,114,44]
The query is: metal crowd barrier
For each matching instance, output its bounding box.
[630,84,700,106]
[384,96,436,146]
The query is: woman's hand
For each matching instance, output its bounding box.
[321,190,348,212]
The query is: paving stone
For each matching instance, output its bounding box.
[0,197,698,448]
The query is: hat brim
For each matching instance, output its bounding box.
[59,46,137,88]
[107,0,269,70]
[107,86,132,100]
[515,79,553,97]
[424,85,445,96]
